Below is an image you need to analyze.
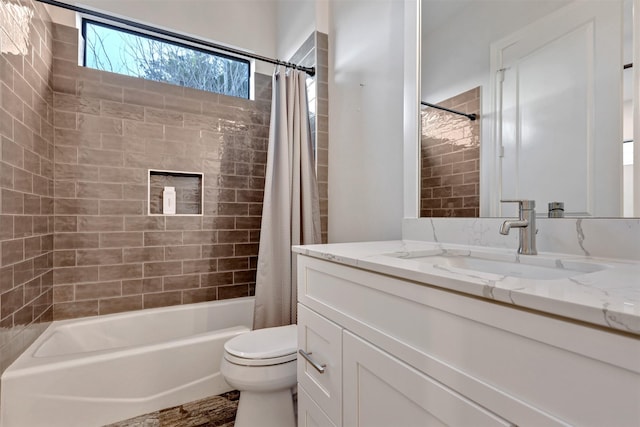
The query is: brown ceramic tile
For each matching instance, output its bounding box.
[452,184,477,197]
[76,182,123,200]
[99,264,143,281]
[0,215,14,240]
[77,81,123,103]
[53,284,74,303]
[163,216,202,232]
[122,279,143,295]
[76,249,123,266]
[53,92,101,115]
[54,198,100,215]
[142,277,163,293]
[202,244,234,258]
[53,250,76,267]
[77,216,124,232]
[2,189,24,214]
[101,100,145,121]
[99,200,143,215]
[14,259,36,287]
[2,138,24,168]
[165,245,201,261]
[54,232,100,249]
[233,270,256,284]
[99,295,143,315]
[14,215,33,237]
[122,184,146,200]
[54,300,100,320]
[54,163,100,181]
[183,259,217,274]
[24,277,42,302]
[144,261,182,277]
[53,266,99,285]
[202,216,234,231]
[0,265,14,293]
[165,126,200,143]
[218,257,248,272]
[144,231,183,246]
[123,88,165,109]
[218,230,248,244]
[1,287,24,319]
[2,239,24,265]
[78,148,124,167]
[163,274,200,291]
[123,120,163,139]
[235,217,261,230]
[75,281,122,300]
[99,167,146,184]
[123,247,164,263]
[218,284,249,300]
[182,287,217,304]
[100,232,143,248]
[143,291,181,309]
[144,107,183,126]
[54,216,77,232]
[200,272,233,288]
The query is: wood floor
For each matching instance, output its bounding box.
[105,391,240,427]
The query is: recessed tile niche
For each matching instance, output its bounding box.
[148,170,204,216]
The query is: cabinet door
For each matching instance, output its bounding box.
[343,331,514,427]
[298,385,338,427]
[297,304,342,426]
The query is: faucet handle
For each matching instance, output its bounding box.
[500,199,535,210]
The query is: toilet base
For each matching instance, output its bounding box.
[234,388,296,427]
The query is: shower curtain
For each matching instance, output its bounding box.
[253,68,322,329]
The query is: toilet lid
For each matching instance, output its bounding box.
[224,324,297,361]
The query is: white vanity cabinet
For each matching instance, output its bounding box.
[296,254,640,427]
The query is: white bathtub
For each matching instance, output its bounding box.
[0,297,254,427]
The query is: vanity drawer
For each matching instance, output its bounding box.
[298,384,338,427]
[297,304,342,426]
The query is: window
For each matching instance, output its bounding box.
[82,19,250,99]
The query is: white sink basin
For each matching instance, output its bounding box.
[386,249,610,280]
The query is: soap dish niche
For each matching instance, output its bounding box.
[148,169,203,216]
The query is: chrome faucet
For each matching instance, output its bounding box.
[500,200,537,255]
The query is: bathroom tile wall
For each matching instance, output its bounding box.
[0,0,55,373]
[289,31,329,243]
[420,87,480,217]
[50,23,272,320]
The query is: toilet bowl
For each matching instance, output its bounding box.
[220,324,298,427]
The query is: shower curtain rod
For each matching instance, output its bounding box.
[35,0,316,77]
[421,102,477,121]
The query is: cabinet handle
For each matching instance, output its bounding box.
[298,349,326,374]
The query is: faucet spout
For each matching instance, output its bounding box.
[499,219,529,235]
[499,199,537,255]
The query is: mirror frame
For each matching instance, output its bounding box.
[403,0,421,219]
[405,0,640,219]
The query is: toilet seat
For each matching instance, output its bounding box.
[224,324,297,367]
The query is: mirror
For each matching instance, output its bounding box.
[420,0,637,218]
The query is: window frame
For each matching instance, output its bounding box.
[81,18,252,99]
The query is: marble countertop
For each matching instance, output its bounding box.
[293,240,640,336]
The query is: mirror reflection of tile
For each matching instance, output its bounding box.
[420,87,480,218]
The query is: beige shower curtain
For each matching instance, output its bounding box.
[253,68,321,329]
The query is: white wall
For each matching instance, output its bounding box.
[276,0,315,60]
[328,0,404,242]
[51,0,279,74]
[275,0,329,62]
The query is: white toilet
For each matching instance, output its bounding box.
[220,324,298,427]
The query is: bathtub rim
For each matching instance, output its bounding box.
[2,297,255,378]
